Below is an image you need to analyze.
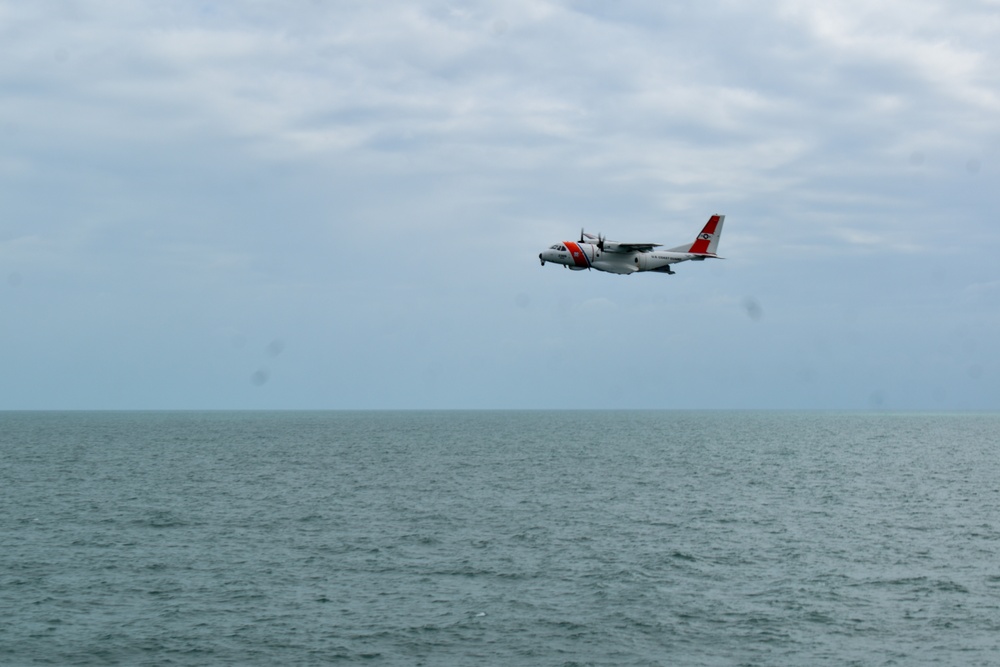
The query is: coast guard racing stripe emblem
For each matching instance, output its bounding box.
[563,241,590,268]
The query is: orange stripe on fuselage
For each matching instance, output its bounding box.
[564,241,590,268]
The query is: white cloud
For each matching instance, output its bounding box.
[2,0,999,407]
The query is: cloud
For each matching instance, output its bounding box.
[1,0,999,408]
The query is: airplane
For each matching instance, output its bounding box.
[538,214,725,275]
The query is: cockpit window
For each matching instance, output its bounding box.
[550,245,567,251]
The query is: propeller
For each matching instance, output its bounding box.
[579,228,595,270]
[580,229,604,249]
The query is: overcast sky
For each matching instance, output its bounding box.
[2,0,999,409]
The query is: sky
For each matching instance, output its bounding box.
[2,0,999,410]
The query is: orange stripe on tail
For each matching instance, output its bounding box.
[688,215,721,254]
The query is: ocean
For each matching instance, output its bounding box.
[2,411,999,665]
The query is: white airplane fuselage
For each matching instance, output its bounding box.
[538,243,706,274]
[538,214,726,276]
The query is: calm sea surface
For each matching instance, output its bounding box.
[2,411,1000,665]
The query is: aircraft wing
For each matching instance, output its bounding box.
[607,242,662,253]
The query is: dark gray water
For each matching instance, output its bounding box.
[2,411,1000,665]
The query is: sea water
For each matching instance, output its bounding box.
[2,411,1000,665]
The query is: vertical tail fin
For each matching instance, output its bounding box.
[686,214,725,255]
